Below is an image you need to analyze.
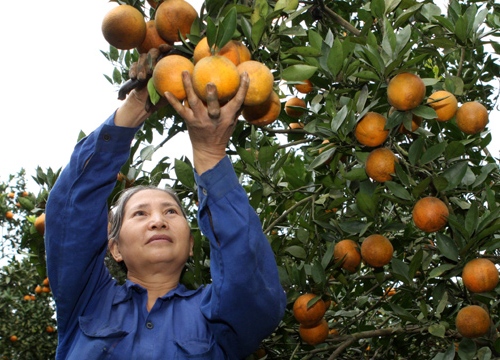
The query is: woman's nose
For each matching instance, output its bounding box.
[149,213,168,229]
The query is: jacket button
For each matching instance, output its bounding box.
[146,321,154,329]
[103,133,111,141]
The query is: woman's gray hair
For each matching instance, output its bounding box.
[108,185,187,243]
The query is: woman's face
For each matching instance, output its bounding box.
[110,189,193,274]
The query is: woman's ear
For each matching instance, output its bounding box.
[189,234,194,257]
[108,239,123,262]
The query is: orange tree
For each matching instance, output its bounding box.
[2,0,500,358]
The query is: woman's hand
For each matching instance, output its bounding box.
[165,71,250,174]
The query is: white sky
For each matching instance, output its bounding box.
[0,1,498,187]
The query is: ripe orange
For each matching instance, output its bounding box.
[7,192,15,199]
[360,234,394,268]
[455,101,489,135]
[152,54,194,101]
[333,239,361,273]
[295,79,313,94]
[234,41,251,63]
[455,305,490,338]
[192,55,240,103]
[412,196,449,233]
[299,318,329,345]
[9,335,18,342]
[46,325,55,333]
[462,258,499,293]
[155,0,198,44]
[23,294,32,301]
[365,147,398,182]
[242,91,281,127]
[42,286,51,293]
[137,20,167,54]
[5,211,14,220]
[387,72,426,111]
[237,60,274,106]
[285,97,307,118]
[385,287,397,296]
[293,293,327,327]
[289,122,304,129]
[34,213,45,235]
[35,285,43,294]
[427,90,458,122]
[354,112,389,147]
[193,37,241,65]
[101,5,147,50]
[43,277,50,287]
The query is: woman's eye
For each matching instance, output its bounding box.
[134,211,146,216]
[166,208,178,215]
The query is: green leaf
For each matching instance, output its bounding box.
[391,258,411,285]
[140,145,155,161]
[389,302,419,323]
[353,70,381,81]
[442,161,468,191]
[435,233,459,262]
[412,105,437,119]
[174,159,195,189]
[331,105,349,132]
[444,141,465,160]
[455,16,468,43]
[385,181,412,200]
[147,78,161,105]
[285,245,307,260]
[429,264,455,278]
[371,0,385,18]
[18,197,34,211]
[327,37,344,77]
[428,323,446,338]
[311,259,326,286]
[286,46,322,57]
[274,0,299,12]
[217,7,237,49]
[408,137,424,165]
[282,65,318,81]
[356,191,377,218]
[308,147,336,170]
[420,142,447,164]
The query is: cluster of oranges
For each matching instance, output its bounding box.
[23,277,50,302]
[358,72,489,185]
[455,258,498,339]
[293,293,330,345]
[333,234,394,274]
[101,1,281,127]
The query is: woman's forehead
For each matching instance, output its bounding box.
[125,189,178,209]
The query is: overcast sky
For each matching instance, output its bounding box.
[0,0,497,188]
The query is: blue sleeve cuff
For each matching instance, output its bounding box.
[194,157,240,204]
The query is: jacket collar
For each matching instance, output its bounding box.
[112,280,203,305]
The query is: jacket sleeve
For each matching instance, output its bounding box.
[45,113,140,336]
[196,156,286,358]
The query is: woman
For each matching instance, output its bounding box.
[45,71,286,359]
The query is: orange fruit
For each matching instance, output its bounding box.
[193,37,241,66]
[412,196,449,233]
[101,4,147,50]
[295,79,313,94]
[293,293,327,327]
[9,335,18,342]
[455,101,489,135]
[46,325,55,333]
[235,41,251,63]
[35,285,43,294]
[455,305,490,338]
[5,211,14,220]
[333,239,361,273]
[385,287,397,296]
[387,72,426,111]
[365,147,398,182]
[23,294,32,301]
[155,0,198,44]
[299,318,329,345]
[289,122,304,129]
[192,55,240,103]
[7,192,15,199]
[360,234,394,268]
[34,213,45,235]
[42,286,51,293]
[462,258,499,293]
[43,277,50,287]
[237,60,274,106]
[285,97,307,118]
[354,112,389,147]
[427,90,458,122]
[242,91,281,127]
[152,54,194,100]
[136,20,168,54]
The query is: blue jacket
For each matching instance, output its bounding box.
[45,113,286,359]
